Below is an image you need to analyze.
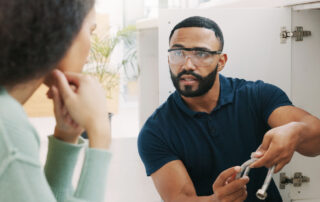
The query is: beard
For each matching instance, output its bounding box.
[170,65,218,97]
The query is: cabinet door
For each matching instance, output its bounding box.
[159,8,292,103]
[288,9,320,202]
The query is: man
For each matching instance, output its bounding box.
[138,16,320,202]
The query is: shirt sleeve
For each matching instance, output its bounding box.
[256,81,293,123]
[138,119,179,176]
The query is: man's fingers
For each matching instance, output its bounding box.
[235,189,248,202]
[224,176,249,196]
[251,144,278,168]
[251,132,276,168]
[254,132,273,158]
[225,172,238,185]
[213,166,241,188]
[274,160,287,173]
[253,150,264,158]
[214,177,249,201]
[52,70,76,100]
[224,186,247,202]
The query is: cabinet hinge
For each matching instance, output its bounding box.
[280,26,311,43]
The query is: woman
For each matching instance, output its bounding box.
[0,0,111,201]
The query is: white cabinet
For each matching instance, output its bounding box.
[199,0,320,10]
[137,19,159,128]
[282,0,320,6]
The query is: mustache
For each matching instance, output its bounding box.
[177,70,203,81]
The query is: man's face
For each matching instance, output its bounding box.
[168,27,222,97]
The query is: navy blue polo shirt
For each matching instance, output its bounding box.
[138,74,292,202]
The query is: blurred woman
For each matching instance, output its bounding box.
[0,0,111,201]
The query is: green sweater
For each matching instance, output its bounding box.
[0,87,111,202]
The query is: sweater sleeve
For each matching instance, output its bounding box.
[44,135,112,202]
[0,127,111,202]
[44,136,86,200]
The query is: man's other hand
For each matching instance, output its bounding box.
[212,166,249,202]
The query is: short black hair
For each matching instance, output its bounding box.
[0,0,95,86]
[169,16,224,51]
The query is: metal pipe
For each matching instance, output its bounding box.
[236,154,275,200]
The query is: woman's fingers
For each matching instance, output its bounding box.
[52,70,76,102]
[51,86,62,118]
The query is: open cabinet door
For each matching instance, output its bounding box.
[287,9,320,202]
[158,8,296,201]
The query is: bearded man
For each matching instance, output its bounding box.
[138,16,320,202]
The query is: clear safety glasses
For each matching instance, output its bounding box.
[168,47,221,67]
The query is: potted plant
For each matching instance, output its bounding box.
[84,25,139,114]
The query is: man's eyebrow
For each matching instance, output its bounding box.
[171,44,185,48]
[171,44,212,52]
[192,47,212,52]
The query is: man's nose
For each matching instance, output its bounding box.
[182,56,196,71]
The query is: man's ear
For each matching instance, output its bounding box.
[217,53,228,72]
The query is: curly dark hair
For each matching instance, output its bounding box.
[0,0,95,86]
[169,16,224,51]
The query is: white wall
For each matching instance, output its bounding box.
[137,25,159,128]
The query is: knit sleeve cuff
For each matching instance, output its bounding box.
[44,135,88,197]
[74,148,112,202]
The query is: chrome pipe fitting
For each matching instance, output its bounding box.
[236,154,275,200]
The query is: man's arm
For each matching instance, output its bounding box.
[269,106,320,156]
[251,105,320,172]
[151,160,249,202]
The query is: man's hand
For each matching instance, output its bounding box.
[250,122,303,173]
[212,166,249,202]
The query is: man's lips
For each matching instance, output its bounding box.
[179,76,198,85]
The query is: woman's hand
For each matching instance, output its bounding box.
[51,69,111,149]
[48,85,84,144]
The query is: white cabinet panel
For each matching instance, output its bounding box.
[282,0,320,6]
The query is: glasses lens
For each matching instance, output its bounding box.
[169,50,184,64]
[168,49,217,66]
[194,51,211,59]
[192,51,214,66]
